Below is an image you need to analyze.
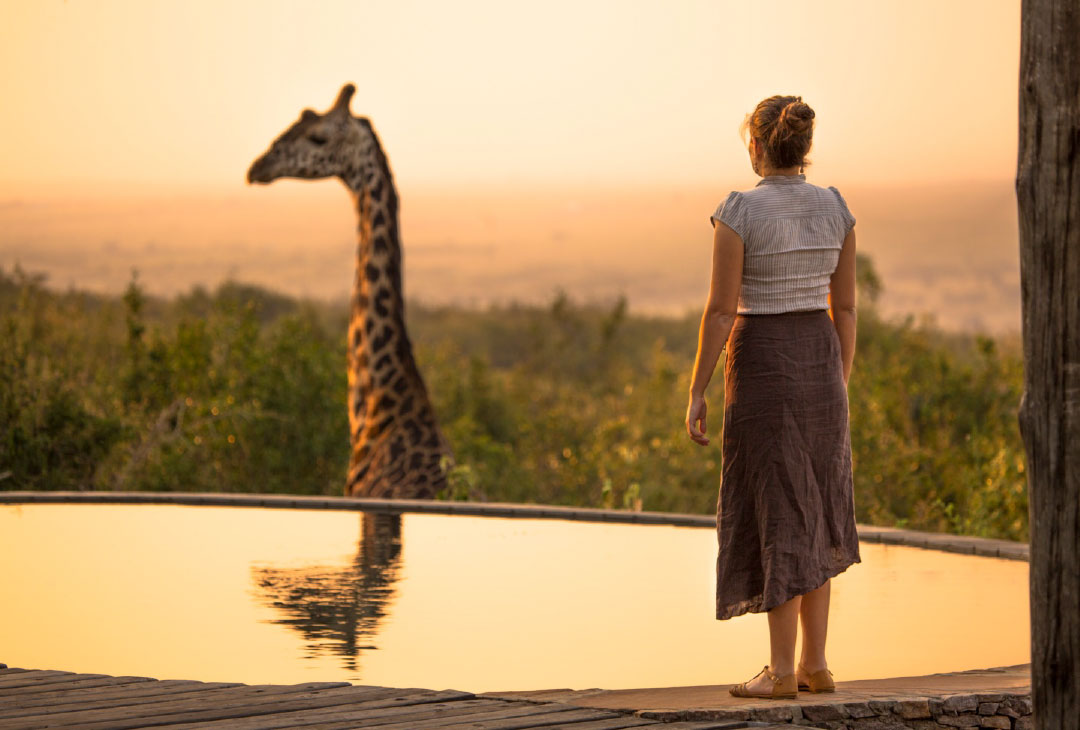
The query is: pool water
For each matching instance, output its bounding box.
[0,503,1029,692]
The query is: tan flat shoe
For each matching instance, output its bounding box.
[797,661,836,693]
[728,664,797,699]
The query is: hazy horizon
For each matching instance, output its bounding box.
[0,176,1021,336]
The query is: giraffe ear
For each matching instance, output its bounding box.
[332,83,356,114]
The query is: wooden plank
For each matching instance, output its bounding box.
[357,703,610,729]
[663,722,767,730]
[64,680,387,718]
[419,707,623,729]
[2,679,230,709]
[0,675,157,696]
[388,708,644,730]
[0,671,751,730]
[0,670,86,687]
[164,698,533,730]
[0,672,111,692]
[300,698,537,726]
[112,687,477,730]
[0,682,359,730]
[517,719,667,730]
[298,705,624,730]
[0,681,245,718]
[0,668,74,682]
[16,686,472,730]
[0,668,34,677]
[293,707,655,730]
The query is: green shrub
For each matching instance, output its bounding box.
[0,260,1029,541]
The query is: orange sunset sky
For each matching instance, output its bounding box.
[0,0,1024,334]
[1,0,1020,190]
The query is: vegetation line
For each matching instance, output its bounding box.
[0,257,1027,542]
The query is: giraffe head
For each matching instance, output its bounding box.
[247,83,365,185]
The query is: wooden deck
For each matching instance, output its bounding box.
[0,665,767,730]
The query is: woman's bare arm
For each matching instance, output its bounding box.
[828,227,857,386]
[686,220,744,445]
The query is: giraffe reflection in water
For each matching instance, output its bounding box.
[250,511,403,671]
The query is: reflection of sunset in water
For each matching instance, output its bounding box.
[0,504,1029,692]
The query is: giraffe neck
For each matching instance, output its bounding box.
[340,125,437,459]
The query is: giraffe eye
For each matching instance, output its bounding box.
[308,134,328,146]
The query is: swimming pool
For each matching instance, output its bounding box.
[0,500,1029,693]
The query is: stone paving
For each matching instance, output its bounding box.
[481,664,1033,729]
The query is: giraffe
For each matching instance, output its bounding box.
[246,83,453,500]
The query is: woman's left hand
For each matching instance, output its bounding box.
[686,394,709,446]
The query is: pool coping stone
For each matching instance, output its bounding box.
[478,663,1033,728]
[0,490,1028,562]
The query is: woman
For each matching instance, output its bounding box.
[685,95,861,700]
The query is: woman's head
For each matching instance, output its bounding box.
[739,95,816,175]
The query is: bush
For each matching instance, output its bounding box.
[0,259,1029,541]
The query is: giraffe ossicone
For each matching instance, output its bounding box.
[247,83,454,499]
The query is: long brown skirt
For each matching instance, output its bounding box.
[715,308,861,621]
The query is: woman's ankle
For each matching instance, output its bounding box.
[769,663,795,677]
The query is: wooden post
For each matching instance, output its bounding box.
[1016,0,1080,727]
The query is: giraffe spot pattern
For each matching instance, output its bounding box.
[373,287,391,318]
[385,258,400,284]
[389,438,405,462]
[394,333,411,361]
[368,414,393,440]
[327,116,452,499]
[373,352,393,372]
[372,325,394,353]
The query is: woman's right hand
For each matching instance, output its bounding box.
[686,394,709,446]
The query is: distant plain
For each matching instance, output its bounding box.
[0,177,1020,335]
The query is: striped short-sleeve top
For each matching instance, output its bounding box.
[709,173,856,315]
